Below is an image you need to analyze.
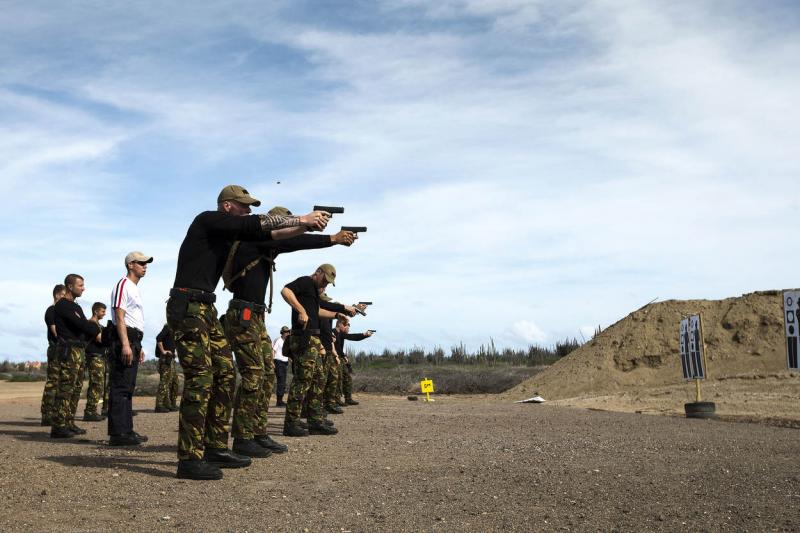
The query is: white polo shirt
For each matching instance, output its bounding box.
[273,335,289,363]
[110,276,145,331]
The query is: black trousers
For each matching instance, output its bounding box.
[107,342,140,436]
[275,360,288,398]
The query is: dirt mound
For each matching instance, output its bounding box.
[507,290,797,400]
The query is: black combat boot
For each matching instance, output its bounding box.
[283,421,309,437]
[203,447,252,468]
[232,438,272,458]
[108,433,140,446]
[322,417,334,427]
[131,431,148,443]
[50,426,74,439]
[254,434,288,453]
[345,397,359,406]
[154,406,171,413]
[169,404,179,412]
[275,396,286,407]
[308,421,338,435]
[68,423,87,435]
[177,459,223,480]
[325,404,344,414]
[83,411,103,422]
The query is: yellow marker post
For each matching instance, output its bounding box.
[420,378,434,402]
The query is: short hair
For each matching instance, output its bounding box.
[64,274,84,287]
[52,284,66,297]
[91,302,106,313]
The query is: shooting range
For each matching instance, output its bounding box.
[679,314,715,418]
[784,291,800,371]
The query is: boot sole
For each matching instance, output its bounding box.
[176,471,223,480]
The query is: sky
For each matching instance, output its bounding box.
[1,0,798,362]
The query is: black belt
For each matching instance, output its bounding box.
[229,298,266,314]
[170,287,216,304]
[291,329,320,335]
[57,339,87,348]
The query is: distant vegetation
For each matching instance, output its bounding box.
[0,337,583,394]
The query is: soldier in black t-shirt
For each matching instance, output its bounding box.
[334,317,374,405]
[83,302,108,421]
[50,274,101,438]
[166,184,329,481]
[40,284,66,426]
[155,324,179,413]
[281,264,356,437]
[222,215,356,457]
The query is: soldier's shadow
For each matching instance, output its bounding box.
[42,455,176,478]
[0,420,46,427]
[0,428,98,446]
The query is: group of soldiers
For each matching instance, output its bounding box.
[41,184,374,481]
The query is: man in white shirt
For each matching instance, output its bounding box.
[107,251,151,446]
[272,326,290,406]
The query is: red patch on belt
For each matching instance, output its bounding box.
[242,308,251,321]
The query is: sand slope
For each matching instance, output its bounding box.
[508,290,799,403]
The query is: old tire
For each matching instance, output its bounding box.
[685,401,716,419]
[407,395,418,401]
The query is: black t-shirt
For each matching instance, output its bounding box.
[319,301,346,351]
[230,235,334,304]
[334,331,368,357]
[156,325,176,354]
[284,276,321,330]
[54,299,100,343]
[173,211,273,293]
[45,305,57,344]
[85,320,106,355]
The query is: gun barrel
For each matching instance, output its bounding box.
[341,226,367,233]
[313,205,345,214]
[358,301,373,305]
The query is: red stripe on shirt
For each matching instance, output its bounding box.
[114,278,127,308]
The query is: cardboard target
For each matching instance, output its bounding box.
[784,291,800,370]
[679,315,706,380]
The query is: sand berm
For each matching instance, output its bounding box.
[505,289,800,421]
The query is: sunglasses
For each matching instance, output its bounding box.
[134,261,150,266]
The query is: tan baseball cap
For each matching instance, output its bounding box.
[268,206,293,216]
[218,185,261,207]
[318,263,336,286]
[280,325,290,333]
[125,251,153,266]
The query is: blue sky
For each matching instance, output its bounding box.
[1,0,798,361]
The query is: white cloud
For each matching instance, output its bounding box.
[512,320,547,344]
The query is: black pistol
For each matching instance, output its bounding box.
[354,301,372,316]
[341,226,367,234]
[313,205,345,215]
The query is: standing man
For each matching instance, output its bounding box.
[281,264,354,437]
[319,293,364,415]
[222,220,356,457]
[167,185,328,480]
[107,252,151,446]
[334,317,374,406]
[41,284,66,426]
[83,302,108,421]
[155,324,179,413]
[272,326,290,407]
[50,275,101,438]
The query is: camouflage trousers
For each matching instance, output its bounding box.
[324,351,340,409]
[70,353,85,419]
[84,354,106,415]
[156,356,180,409]
[284,335,325,425]
[52,344,85,428]
[339,361,354,400]
[41,343,59,422]
[167,298,235,461]
[101,357,110,414]
[223,307,276,440]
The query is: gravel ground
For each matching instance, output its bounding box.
[0,391,798,532]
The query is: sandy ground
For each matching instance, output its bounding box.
[0,383,799,532]
[539,375,800,428]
